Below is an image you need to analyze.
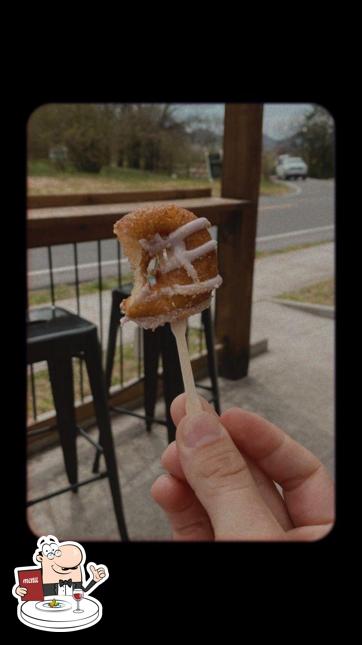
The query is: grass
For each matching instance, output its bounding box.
[28,276,131,307]
[28,161,212,195]
[260,177,291,196]
[27,160,291,197]
[278,279,334,306]
[28,242,332,308]
[255,240,332,259]
[27,327,205,422]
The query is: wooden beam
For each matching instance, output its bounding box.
[27,196,247,248]
[215,104,263,379]
[28,187,212,209]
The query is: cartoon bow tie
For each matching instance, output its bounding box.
[58,579,73,587]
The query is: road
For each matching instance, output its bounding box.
[28,178,334,289]
[257,177,334,251]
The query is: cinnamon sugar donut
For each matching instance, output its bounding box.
[113,204,222,329]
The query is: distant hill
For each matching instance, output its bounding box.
[262,134,279,150]
[188,129,296,155]
[263,134,298,155]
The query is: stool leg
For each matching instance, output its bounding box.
[105,291,122,394]
[92,446,102,474]
[143,329,162,432]
[160,324,184,443]
[84,331,129,541]
[47,356,78,492]
[202,309,221,415]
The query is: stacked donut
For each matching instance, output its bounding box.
[114,204,222,330]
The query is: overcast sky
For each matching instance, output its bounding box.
[174,103,312,140]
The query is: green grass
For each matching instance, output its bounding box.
[28,159,64,177]
[28,160,211,195]
[278,279,334,306]
[27,327,205,422]
[28,242,332,309]
[259,177,291,196]
[28,275,132,307]
[255,240,332,259]
[27,159,291,197]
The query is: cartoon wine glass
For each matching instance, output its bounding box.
[72,588,84,613]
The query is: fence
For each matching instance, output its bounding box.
[27,187,248,451]
[27,238,207,427]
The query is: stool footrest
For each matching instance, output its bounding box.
[77,426,104,453]
[195,383,214,391]
[110,405,168,427]
[26,472,108,506]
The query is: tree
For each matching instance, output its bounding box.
[27,102,213,176]
[291,105,334,178]
[115,104,191,173]
[27,104,71,159]
[63,105,110,173]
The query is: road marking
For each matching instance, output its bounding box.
[259,203,294,211]
[28,225,334,277]
[257,225,334,242]
[28,258,126,276]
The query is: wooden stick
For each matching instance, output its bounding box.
[171,318,202,415]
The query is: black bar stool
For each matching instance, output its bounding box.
[105,285,221,443]
[27,306,129,542]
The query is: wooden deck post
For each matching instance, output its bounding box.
[215,103,263,379]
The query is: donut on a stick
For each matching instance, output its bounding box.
[114,204,222,414]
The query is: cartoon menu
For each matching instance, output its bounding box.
[17,569,44,601]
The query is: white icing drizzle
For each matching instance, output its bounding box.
[135,274,222,304]
[139,217,216,284]
[126,216,222,323]
[139,217,211,255]
[159,239,217,276]
[162,241,199,281]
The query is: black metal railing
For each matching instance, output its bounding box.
[27,236,208,426]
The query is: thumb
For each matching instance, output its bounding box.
[89,564,96,575]
[176,412,284,540]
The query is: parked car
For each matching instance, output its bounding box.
[276,156,308,180]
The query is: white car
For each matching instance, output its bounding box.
[276,156,308,180]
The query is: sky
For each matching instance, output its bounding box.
[174,103,313,140]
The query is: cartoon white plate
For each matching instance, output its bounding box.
[19,597,101,631]
[35,600,72,612]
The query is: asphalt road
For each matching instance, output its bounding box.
[257,177,334,251]
[28,178,334,289]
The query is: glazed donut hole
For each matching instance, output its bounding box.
[114,204,222,329]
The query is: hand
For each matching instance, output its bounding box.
[16,586,28,597]
[89,564,106,582]
[151,394,334,541]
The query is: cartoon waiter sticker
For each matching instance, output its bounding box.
[12,535,109,632]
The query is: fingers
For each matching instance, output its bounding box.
[220,408,335,527]
[175,411,285,540]
[162,440,293,531]
[245,458,294,531]
[161,441,184,480]
[285,524,334,542]
[151,473,214,540]
[171,393,217,428]
[18,587,27,596]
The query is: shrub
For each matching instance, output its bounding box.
[63,105,109,173]
[261,151,276,179]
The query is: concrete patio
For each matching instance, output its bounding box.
[27,242,335,541]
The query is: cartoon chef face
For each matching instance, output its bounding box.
[35,537,84,584]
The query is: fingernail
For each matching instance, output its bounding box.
[180,412,223,448]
